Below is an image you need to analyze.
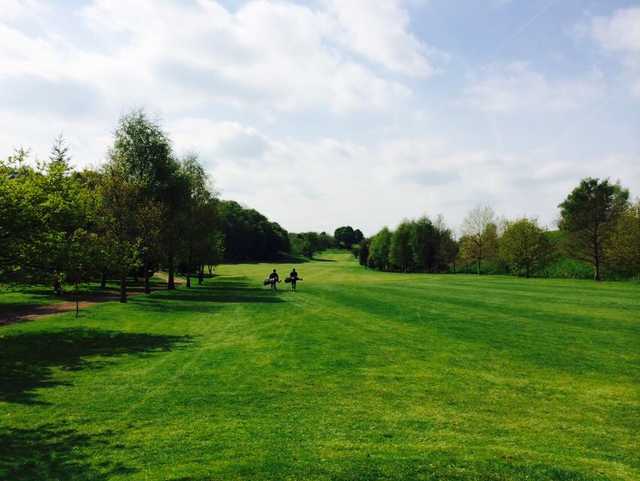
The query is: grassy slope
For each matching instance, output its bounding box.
[1,252,639,481]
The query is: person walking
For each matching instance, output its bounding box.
[268,269,280,290]
[289,268,299,291]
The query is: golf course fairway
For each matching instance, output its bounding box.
[1,252,639,481]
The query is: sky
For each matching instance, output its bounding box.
[1,0,639,235]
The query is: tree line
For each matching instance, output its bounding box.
[290,226,364,259]
[0,110,291,301]
[359,178,639,281]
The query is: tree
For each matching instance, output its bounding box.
[49,134,72,173]
[0,149,46,281]
[499,218,552,278]
[368,228,392,270]
[318,232,334,250]
[605,200,640,278]
[0,140,100,293]
[410,217,436,272]
[389,221,414,272]
[66,228,101,317]
[358,239,370,267]
[218,200,290,261]
[301,237,315,258]
[460,206,497,274]
[108,110,179,289]
[334,226,356,249]
[99,167,143,303]
[179,154,217,288]
[438,231,459,273]
[559,178,629,281]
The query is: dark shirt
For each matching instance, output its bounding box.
[269,272,279,281]
[290,271,298,279]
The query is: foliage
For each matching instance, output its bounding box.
[334,226,363,249]
[499,218,553,277]
[559,177,629,281]
[367,227,392,270]
[218,200,290,262]
[291,231,335,258]
[605,200,640,279]
[366,217,458,273]
[459,206,498,275]
[389,221,414,272]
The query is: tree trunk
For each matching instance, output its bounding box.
[476,259,481,275]
[198,267,204,285]
[168,252,176,290]
[100,271,107,289]
[594,238,602,281]
[120,274,127,303]
[186,274,191,288]
[53,274,62,296]
[75,279,79,318]
[144,260,151,294]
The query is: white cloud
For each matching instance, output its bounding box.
[0,0,432,117]
[75,0,424,113]
[588,7,640,97]
[323,0,442,77]
[0,1,637,235]
[165,119,609,234]
[464,62,603,113]
[590,7,640,53]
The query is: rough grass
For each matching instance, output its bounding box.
[1,252,638,481]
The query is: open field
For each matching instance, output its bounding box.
[1,252,639,481]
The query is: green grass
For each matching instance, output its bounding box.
[0,284,68,315]
[1,252,639,480]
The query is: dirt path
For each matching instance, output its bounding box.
[0,290,150,327]
[0,273,189,326]
[0,273,193,327]
[1,299,110,326]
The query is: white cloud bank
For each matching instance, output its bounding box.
[0,1,637,234]
[463,62,603,114]
[587,7,640,97]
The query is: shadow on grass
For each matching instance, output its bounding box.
[0,424,136,481]
[0,328,192,404]
[140,276,286,306]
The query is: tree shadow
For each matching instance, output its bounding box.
[0,424,136,481]
[0,328,192,404]
[141,277,286,305]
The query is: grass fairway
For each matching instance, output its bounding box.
[1,252,639,481]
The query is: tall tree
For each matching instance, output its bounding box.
[99,167,143,302]
[559,178,629,281]
[178,154,221,288]
[605,200,640,278]
[460,206,497,274]
[334,226,356,249]
[368,227,392,271]
[390,221,414,272]
[108,110,179,289]
[499,218,553,278]
[353,229,364,245]
[358,239,370,267]
[411,217,436,272]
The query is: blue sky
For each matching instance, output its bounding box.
[1,0,638,234]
